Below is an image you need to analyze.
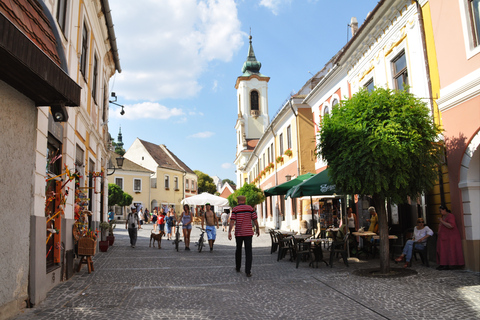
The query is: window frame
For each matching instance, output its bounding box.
[279,133,284,155]
[115,177,123,190]
[250,90,259,111]
[92,53,98,102]
[286,125,292,150]
[391,50,408,91]
[174,176,179,191]
[56,0,68,34]
[364,78,374,92]
[133,178,142,192]
[164,175,170,189]
[80,22,89,79]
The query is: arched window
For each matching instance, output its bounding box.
[332,99,339,108]
[324,106,330,116]
[250,90,259,111]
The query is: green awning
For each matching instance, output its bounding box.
[286,168,339,198]
[263,173,315,196]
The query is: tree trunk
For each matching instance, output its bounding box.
[373,194,390,274]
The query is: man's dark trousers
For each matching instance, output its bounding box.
[235,236,253,274]
[128,228,138,246]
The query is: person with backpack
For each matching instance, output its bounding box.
[126,206,141,248]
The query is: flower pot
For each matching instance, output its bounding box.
[99,240,109,252]
[106,235,115,246]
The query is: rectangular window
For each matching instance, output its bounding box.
[279,133,284,155]
[365,78,374,92]
[270,143,274,163]
[392,51,408,91]
[263,154,265,169]
[267,147,271,164]
[174,176,179,190]
[115,178,123,190]
[470,0,480,47]
[92,54,98,101]
[164,175,170,189]
[287,125,292,150]
[133,179,142,192]
[56,0,67,34]
[185,179,189,189]
[151,177,157,188]
[80,22,88,78]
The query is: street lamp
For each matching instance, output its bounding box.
[107,155,124,176]
[285,174,292,181]
[109,92,125,116]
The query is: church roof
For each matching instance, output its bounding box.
[241,35,268,78]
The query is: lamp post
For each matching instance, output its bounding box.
[107,155,124,176]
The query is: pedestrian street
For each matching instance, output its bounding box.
[13,224,480,320]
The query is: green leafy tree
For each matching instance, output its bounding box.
[194,170,217,194]
[222,178,236,187]
[119,192,133,208]
[228,183,265,208]
[317,87,441,274]
[108,183,123,207]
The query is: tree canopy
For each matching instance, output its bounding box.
[317,88,441,204]
[317,87,442,273]
[194,170,217,194]
[228,183,265,208]
[108,183,132,208]
[222,178,236,187]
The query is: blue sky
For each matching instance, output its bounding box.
[108,0,379,182]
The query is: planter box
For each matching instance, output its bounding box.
[107,235,115,246]
[99,240,109,252]
[78,237,97,256]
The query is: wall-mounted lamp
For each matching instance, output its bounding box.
[285,174,292,181]
[51,103,68,122]
[107,155,125,176]
[109,92,125,116]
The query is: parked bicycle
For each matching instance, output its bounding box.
[196,227,206,253]
[173,223,182,252]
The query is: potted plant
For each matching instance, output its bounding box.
[276,156,284,164]
[107,221,116,246]
[284,149,293,157]
[99,221,110,252]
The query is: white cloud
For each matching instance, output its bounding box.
[188,131,215,138]
[259,0,291,15]
[110,0,244,101]
[109,102,184,120]
[221,162,233,169]
[212,80,218,92]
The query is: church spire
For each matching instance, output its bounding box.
[241,34,262,75]
[117,126,124,149]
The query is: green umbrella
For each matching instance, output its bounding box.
[286,168,338,198]
[263,173,315,196]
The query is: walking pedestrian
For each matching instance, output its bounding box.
[157,208,166,233]
[166,207,175,240]
[126,206,141,248]
[180,204,193,250]
[202,203,219,252]
[228,195,260,277]
[151,209,158,232]
[221,210,229,232]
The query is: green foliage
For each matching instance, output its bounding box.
[119,192,133,207]
[222,178,236,187]
[228,183,265,207]
[194,170,217,194]
[111,141,125,156]
[317,87,442,204]
[108,183,123,206]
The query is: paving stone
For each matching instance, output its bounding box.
[12,224,480,320]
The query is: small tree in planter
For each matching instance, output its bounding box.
[99,221,110,252]
[107,221,116,246]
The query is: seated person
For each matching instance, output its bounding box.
[395,218,433,268]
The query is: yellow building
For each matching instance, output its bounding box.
[124,139,197,214]
[109,151,154,219]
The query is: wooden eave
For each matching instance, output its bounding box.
[0,12,80,106]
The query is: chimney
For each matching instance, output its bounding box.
[350,17,358,37]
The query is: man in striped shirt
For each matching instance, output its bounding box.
[228,195,260,277]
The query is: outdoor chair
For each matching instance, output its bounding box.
[412,235,432,267]
[269,229,279,254]
[293,237,313,268]
[329,233,349,268]
[277,233,294,262]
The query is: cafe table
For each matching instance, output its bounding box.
[305,238,329,267]
[371,235,398,258]
[351,231,377,258]
[278,230,297,236]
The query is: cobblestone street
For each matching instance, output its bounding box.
[13,224,480,320]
